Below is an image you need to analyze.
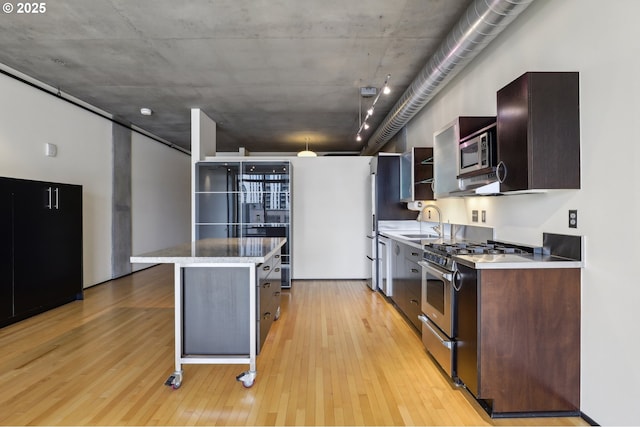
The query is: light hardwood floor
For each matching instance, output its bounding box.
[0,264,587,426]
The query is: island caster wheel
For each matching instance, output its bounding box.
[236,370,257,388]
[165,372,183,390]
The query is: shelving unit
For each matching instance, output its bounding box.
[400,147,434,201]
[194,160,292,288]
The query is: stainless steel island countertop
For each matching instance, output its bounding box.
[130,237,286,264]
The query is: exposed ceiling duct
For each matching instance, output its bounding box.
[360,0,535,156]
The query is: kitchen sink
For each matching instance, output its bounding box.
[400,233,439,240]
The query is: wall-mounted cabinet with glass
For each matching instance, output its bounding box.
[400,147,434,202]
[195,160,292,288]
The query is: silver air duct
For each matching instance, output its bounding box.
[360,0,535,156]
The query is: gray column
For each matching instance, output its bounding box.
[112,123,132,278]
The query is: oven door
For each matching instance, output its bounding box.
[419,260,455,338]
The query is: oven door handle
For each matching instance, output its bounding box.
[418,260,453,283]
[418,315,452,349]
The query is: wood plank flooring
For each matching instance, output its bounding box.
[0,264,587,426]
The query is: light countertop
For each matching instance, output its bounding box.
[130,237,286,265]
[379,231,582,269]
[453,253,583,269]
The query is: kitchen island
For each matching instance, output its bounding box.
[130,237,286,389]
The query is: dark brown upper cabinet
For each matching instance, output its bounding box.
[496,72,581,192]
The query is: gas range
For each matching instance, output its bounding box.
[423,241,533,271]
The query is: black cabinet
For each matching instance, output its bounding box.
[496,72,580,191]
[0,179,12,322]
[0,177,83,327]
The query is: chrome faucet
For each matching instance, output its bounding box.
[418,204,443,238]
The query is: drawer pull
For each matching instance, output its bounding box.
[410,299,419,306]
[263,312,272,320]
[274,291,281,297]
[263,265,270,271]
[411,252,420,257]
[275,254,280,258]
[263,282,271,288]
[274,267,280,272]
[410,268,419,273]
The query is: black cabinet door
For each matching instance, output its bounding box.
[455,263,479,396]
[0,179,13,320]
[12,180,82,315]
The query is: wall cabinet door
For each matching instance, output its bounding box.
[400,148,434,202]
[497,72,580,191]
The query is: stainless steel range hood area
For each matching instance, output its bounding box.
[450,170,502,197]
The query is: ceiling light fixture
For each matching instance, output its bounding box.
[356,74,391,141]
[140,107,153,116]
[297,137,317,157]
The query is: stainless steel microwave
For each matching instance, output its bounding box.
[458,129,496,176]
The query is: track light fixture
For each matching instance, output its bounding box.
[356,74,391,141]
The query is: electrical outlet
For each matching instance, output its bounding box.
[472,210,478,222]
[481,210,486,223]
[568,210,578,228]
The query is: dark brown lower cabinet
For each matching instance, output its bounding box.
[457,265,580,417]
[0,177,83,327]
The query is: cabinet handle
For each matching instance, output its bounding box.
[411,252,419,257]
[411,268,419,273]
[263,312,272,320]
[54,187,59,209]
[263,282,271,288]
[46,187,52,209]
[274,291,281,297]
[275,254,280,259]
[410,299,419,305]
[274,267,280,272]
[263,265,270,271]
[496,161,507,183]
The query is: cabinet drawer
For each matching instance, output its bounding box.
[404,246,422,262]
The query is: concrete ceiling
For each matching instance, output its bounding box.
[0,0,471,154]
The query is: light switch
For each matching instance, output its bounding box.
[45,143,57,157]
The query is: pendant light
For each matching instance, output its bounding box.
[297,137,317,157]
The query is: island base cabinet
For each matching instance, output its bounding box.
[181,251,282,356]
[182,267,251,355]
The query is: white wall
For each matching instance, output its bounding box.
[131,133,191,272]
[0,71,191,287]
[402,0,639,424]
[291,156,370,279]
[0,72,112,286]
